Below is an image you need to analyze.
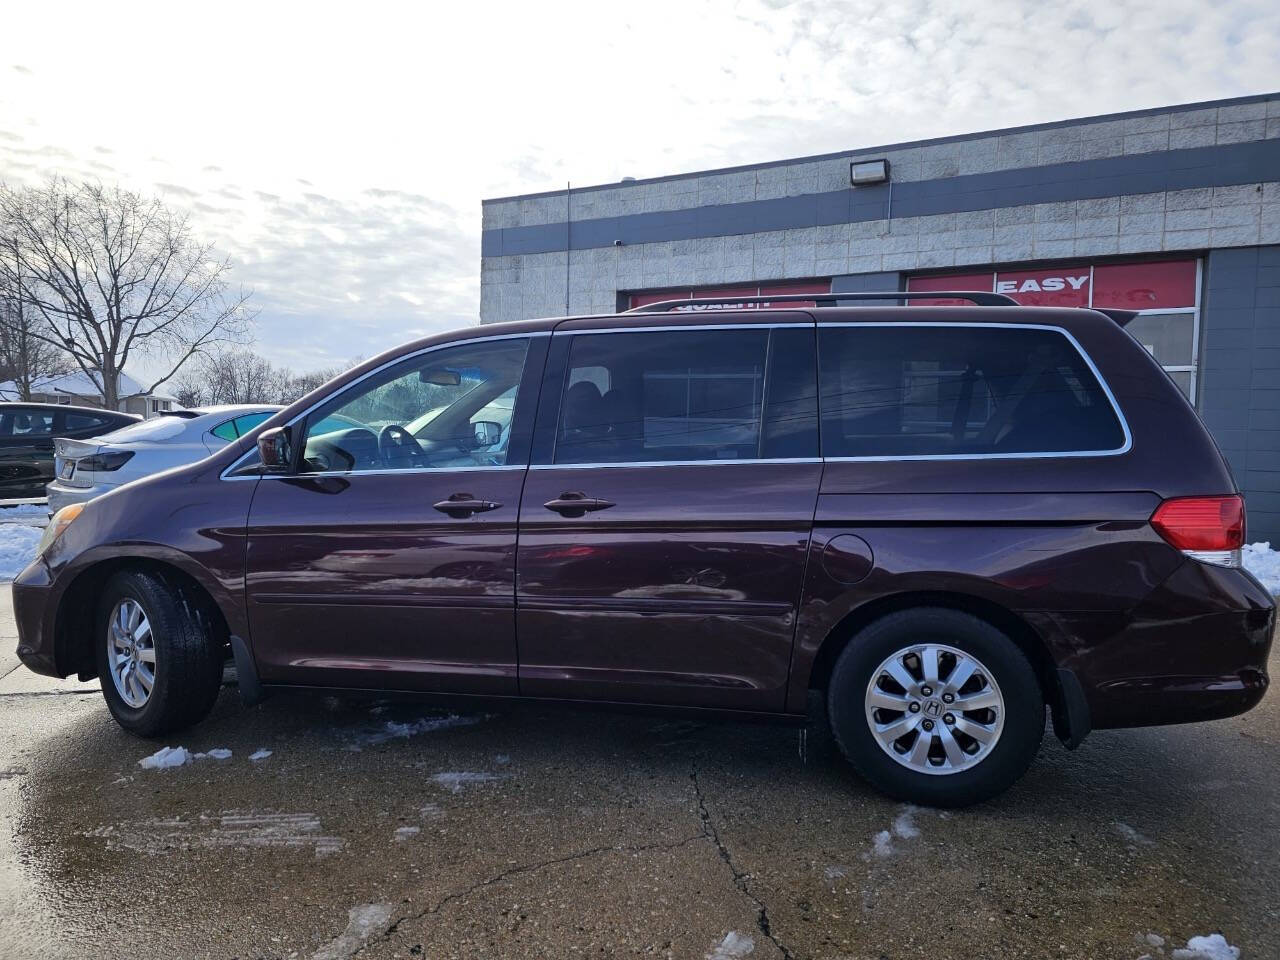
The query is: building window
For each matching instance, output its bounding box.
[906,258,1201,403]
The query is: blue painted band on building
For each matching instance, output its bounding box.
[482,139,1280,259]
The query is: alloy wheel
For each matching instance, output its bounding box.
[107,598,156,709]
[864,642,1005,775]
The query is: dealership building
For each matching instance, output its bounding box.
[480,93,1280,541]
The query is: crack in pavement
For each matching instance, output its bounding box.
[691,765,795,960]
[0,689,99,699]
[350,833,706,957]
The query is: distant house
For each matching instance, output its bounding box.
[0,371,177,418]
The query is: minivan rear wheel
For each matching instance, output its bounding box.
[94,570,224,738]
[827,608,1044,807]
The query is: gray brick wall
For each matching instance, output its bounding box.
[481,95,1280,326]
[1199,245,1280,544]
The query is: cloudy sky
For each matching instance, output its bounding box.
[2,0,1278,379]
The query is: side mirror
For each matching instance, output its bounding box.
[257,426,294,473]
[472,420,501,448]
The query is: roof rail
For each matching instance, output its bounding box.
[625,290,1019,312]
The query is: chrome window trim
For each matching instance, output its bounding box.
[219,331,547,480]
[815,320,1133,461]
[237,464,529,482]
[530,458,821,470]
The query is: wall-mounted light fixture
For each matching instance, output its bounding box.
[850,159,890,186]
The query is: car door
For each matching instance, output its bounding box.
[515,317,821,712]
[0,406,58,498]
[244,334,546,693]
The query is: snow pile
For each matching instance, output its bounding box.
[138,746,237,769]
[1171,933,1241,960]
[1243,542,1280,595]
[0,523,42,581]
[138,746,192,769]
[249,748,273,761]
[0,504,49,519]
[707,932,754,959]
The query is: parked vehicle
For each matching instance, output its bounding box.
[12,293,1274,806]
[0,403,138,501]
[46,406,283,513]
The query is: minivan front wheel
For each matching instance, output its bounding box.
[827,609,1044,807]
[94,570,224,738]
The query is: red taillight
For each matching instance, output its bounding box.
[1150,495,1245,551]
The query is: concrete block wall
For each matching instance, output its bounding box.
[1199,245,1280,545]
[480,94,1280,324]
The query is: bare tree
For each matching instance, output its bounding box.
[172,349,289,406]
[171,349,357,408]
[0,178,254,409]
[0,240,72,398]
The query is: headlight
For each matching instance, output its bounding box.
[38,504,84,556]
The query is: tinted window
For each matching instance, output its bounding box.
[64,412,112,431]
[300,338,530,473]
[232,412,273,435]
[0,409,55,437]
[818,325,1125,457]
[210,420,239,442]
[554,328,810,465]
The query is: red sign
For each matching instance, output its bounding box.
[629,280,830,311]
[908,259,1197,310]
[904,272,993,306]
[1093,260,1196,309]
[995,266,1091,307]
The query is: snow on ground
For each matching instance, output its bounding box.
[249,748,273,761]
[706,932,754,959]
[392,826,420,841]
[430,771,503,793]
[1170,933,1241,960]
[138,746,193,770]
[867,804,923,859]
[347,713,484,749]
[0,522,42,581]
[1243,542,1280,595]
[138,746,235,769]
[312,904,394,960]
[0,503,49,519]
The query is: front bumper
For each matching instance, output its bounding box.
[12,557,61,677]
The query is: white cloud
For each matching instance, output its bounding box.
[1,0,1277,377]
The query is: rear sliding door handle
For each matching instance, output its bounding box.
[543,491,615,518]
[433,493,502,518]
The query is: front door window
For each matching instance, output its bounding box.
[299,338,530,473]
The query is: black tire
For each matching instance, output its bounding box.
[94,570,224,738]
[827,608,1044,808]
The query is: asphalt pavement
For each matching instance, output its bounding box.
[0,585,1276,960]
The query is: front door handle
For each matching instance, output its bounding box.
[543,491,615,518]
[433,493,503,518]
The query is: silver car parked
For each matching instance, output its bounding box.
[47,405,282,512]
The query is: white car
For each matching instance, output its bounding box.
[46,405,282,513]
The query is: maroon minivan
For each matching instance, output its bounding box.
[12,293,1274,805]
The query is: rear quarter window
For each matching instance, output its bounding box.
[817,324,1126,458]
